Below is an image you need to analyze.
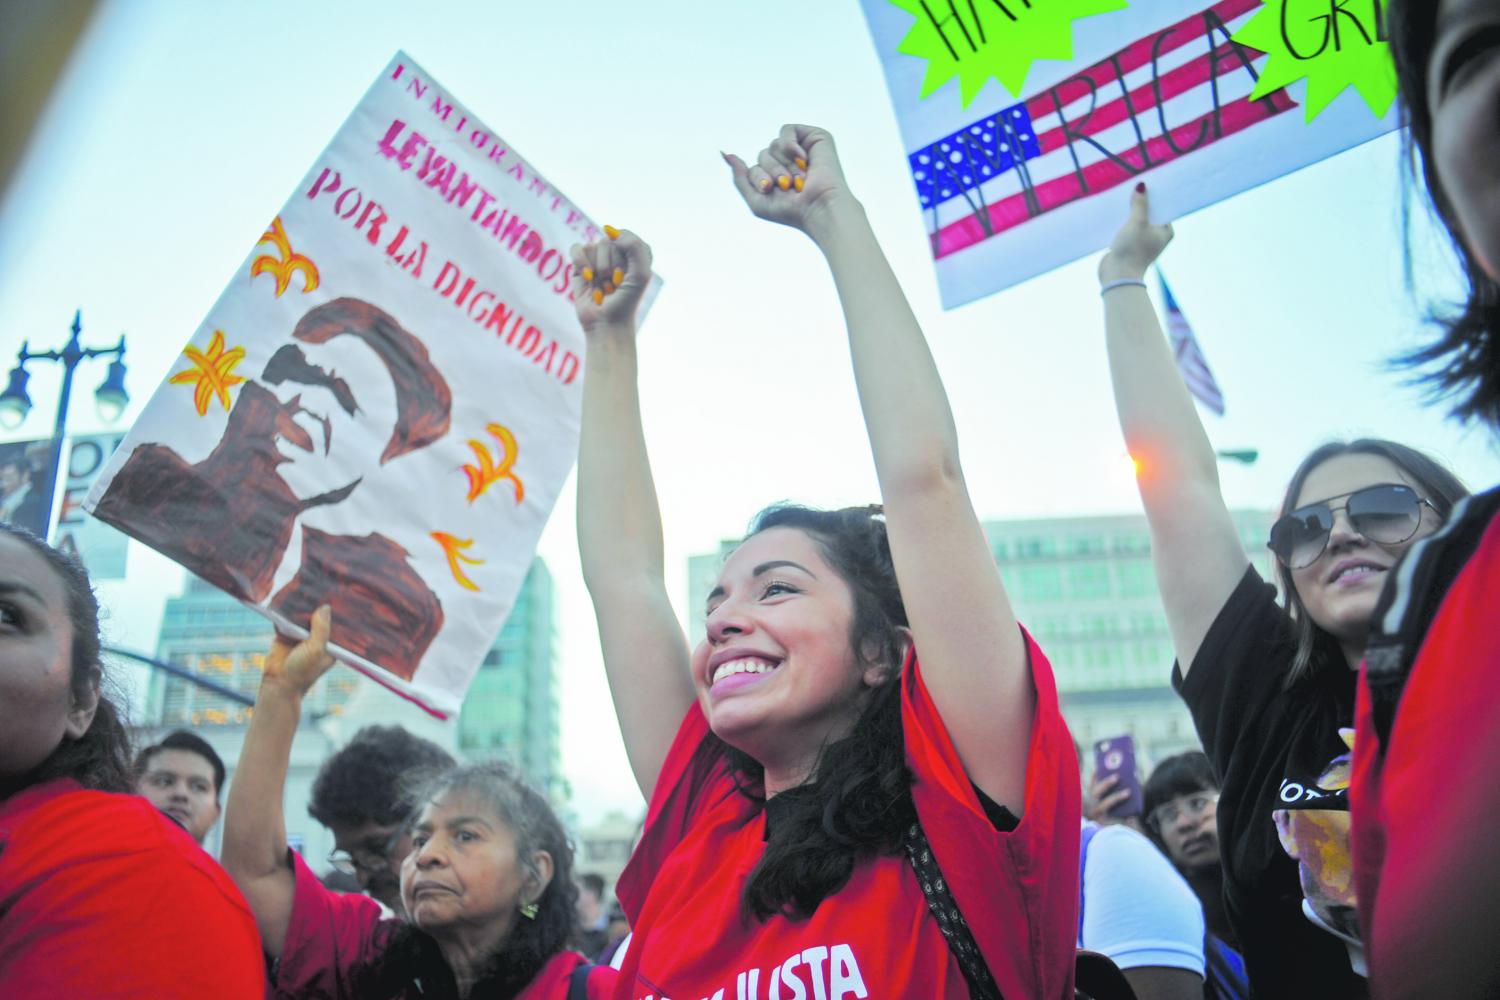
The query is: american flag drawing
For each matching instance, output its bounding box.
[907,0,1297,260]
[1160,272,1224,416]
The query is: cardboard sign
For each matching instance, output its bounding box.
[861,1,1399,307]
[88,52,657,717]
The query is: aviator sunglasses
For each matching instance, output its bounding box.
[1267,483,1437,570]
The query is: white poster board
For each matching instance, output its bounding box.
[860,0,1399,307]
[88,52,658,717]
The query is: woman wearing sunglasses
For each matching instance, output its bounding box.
[1097,186,1468,999]
[1349,3,1500,996]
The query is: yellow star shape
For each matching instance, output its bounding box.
[169,329,247,416]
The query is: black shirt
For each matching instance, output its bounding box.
[1173,567,1366,999]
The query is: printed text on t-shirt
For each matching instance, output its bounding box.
[635,942,869,1000]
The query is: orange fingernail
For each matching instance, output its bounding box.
[582,267,594,282]
[793,175,805,192]
[603,281,616,294]
[603,224,620,240]
[777,175,790,190]
[795,158,807,170]
[612,268,623,286]
[592,289,604,306]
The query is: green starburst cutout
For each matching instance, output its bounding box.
[889,0,1129,108]
[1233,0,1398,123]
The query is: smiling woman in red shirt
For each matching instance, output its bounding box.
[0,523,265,998]
[570,125,1081,1000]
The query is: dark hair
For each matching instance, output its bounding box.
[579,872,605,899]
[135,730,227,798]
[287,297,453,463]
[1274,439,1468,684]
[1388,0,1500,427]
[307,724,454,829]
[709,503,917,921]
[1,523,133,795]
[1143,751,1218,822]
[355,762,576,999]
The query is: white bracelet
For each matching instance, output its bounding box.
[1099,278,1148,295]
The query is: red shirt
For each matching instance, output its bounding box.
[275,849,614,998]
[0,778,265,998]
[614,635,1081,1000]
[1352,511,1500,998]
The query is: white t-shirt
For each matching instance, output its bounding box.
[1079,822,1205,976]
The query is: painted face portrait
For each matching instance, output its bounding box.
[92,298,453,680]
[259,337,396,503]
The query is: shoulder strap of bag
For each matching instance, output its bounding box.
[568,961,594,1000]
[1364,489,1500,749]
[904,819,1004,1000]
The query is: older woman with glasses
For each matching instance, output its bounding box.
[1096,187,1469,999]
[223,609,611,999]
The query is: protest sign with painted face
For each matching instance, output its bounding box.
[88,52,660,717]
[860,0,1398,306]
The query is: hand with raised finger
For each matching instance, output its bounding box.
[570,227,654,337]
[263,605,338,698]
[1100,182,1174,284]
[723,124,853,237]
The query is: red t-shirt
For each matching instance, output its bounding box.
[0,778,265,998]
[1352,509,1500,998]
[614,635,1081,1000]
[275,849,614,998]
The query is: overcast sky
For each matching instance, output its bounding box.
[2,0,1497,821]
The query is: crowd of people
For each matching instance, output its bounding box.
[1,2,1498,995]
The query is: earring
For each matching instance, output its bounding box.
[519,901,539,920]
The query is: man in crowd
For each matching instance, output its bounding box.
[307,724,454,912]
[135,730,227,846]
[575,873,610,957]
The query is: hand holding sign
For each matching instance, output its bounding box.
[264,605,338,698]
[1099,185,1175,284]
[723,125,852,238]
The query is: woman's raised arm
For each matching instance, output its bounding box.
[1099,187,1248,676]
[571,234,695,802]
[220,606,337,958]
[725,126,1032,812]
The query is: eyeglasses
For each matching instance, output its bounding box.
[1267,484,1436,570]
[327,828,405,877]
[1148,792,1218,831]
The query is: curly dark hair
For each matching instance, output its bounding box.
[1272,439,1468,686]
[353,761,578,999]
[704,503,918,921]
[1388,0,1500,427]
[307,724,454,828]
[1,522,132,796]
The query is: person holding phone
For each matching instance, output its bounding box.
[1097,186,1469,998]
[1089,735,1145,825]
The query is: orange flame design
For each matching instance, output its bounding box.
[431,531,484,591]
[251,217,320,297]
[462,423,524,504]
[168,329,247,415]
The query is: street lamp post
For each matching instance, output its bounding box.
[0,310,129,535]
